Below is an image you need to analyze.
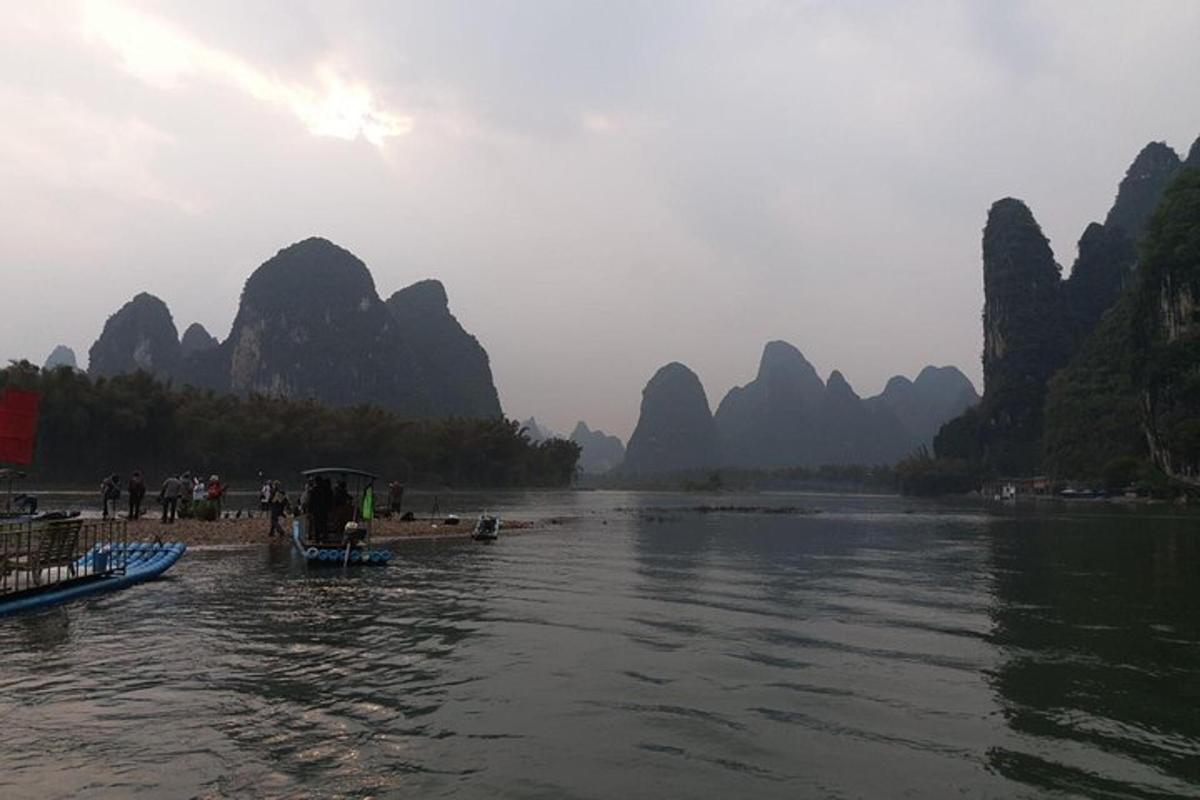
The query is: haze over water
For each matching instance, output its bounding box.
[1,492,1197,798]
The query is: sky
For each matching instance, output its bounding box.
[2,1,1199,440]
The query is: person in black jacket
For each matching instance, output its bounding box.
[128,471,146,520]
[100,474,120,519]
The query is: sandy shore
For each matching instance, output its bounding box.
[121,514,546,547]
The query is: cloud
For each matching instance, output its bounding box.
[3,0,1200,438]
[81,0,412,147]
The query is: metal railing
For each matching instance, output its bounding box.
[0,519,129,596]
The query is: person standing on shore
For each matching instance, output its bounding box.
[259,476,271,515]
[207,475,226,517]
[100,473,120,519]
[160,473,182,523]
[268,481,291,537]
[389,480,404,515]
[178,472,192,517]
[128,471,146,520]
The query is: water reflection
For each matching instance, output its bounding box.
[13,606,70,648]
[3,495,1200,798]
[985,514,1200,795]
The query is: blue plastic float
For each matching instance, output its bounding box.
[0,541,186,617]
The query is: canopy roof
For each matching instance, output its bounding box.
[300,467,378,480]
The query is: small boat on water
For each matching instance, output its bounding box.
[0,518,185,617]
[291,467,392,567]
[472,514,501,541]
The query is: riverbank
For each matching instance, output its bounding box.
[122,514,549,546]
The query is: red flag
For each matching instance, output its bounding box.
[0,389,41,465]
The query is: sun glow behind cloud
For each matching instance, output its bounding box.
[81,0,412,146]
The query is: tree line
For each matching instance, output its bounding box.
[1,362,580,488]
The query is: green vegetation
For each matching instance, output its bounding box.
[1042,296,1145,480]
[1136,169,1200,480]
[923,155,1200,496]
[895,448,978,496]
[0,362,579,488]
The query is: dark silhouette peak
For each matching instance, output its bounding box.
[180,322,219,355]
[1063,141,1186,339]
[984,199,1060,281]
[653,361,698,383]
[389,279,449,311]
[385,278,502,418]
[1186,135,1200,170]
[244,237,377,310]
[914,366,945,383]
[983,197,1058,281]
[622,361,718,473]
[128,291,170,311]
[914,365,974,392]
[82,238,501,420]
[825,370,858,400]
[570,420,626,474]
[1077,220,1107,248]
[88,292,180,379]
[972,191,1076,472]
[988,197,1037,225]
[1130,140,1179,167]
[757,339,823,383]
[291,236,339,253]
[760,339,807,368]
[111,292,172,323]
[43,345,77,371]
[871,365,979,452]
[1105,141,1183,239]
[521,417,553,441]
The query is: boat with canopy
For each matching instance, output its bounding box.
[291,467,392,567]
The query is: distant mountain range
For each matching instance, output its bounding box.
[71,236,992,476]
[519,417,558,443]
[621,342,977,474]
[519,417,625,474]
[570,422,625,474]
[85,237,502,419]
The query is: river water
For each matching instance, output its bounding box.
[1,491,1197,798]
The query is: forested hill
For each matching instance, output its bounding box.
[1043,170,1200,486]
[922,134,1200,493]
[0,362,578,488]
[86,237,503,420]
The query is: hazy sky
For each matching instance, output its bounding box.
[2,1,1199,439]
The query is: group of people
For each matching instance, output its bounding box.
[97,471,382,542]
[298,475,357,542]
[100,472,144,520]
[159,473,226,522]
[101,472,226,522]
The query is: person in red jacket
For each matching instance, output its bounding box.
[206,474,226,517]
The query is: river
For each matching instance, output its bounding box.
[1,491,1197,798]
